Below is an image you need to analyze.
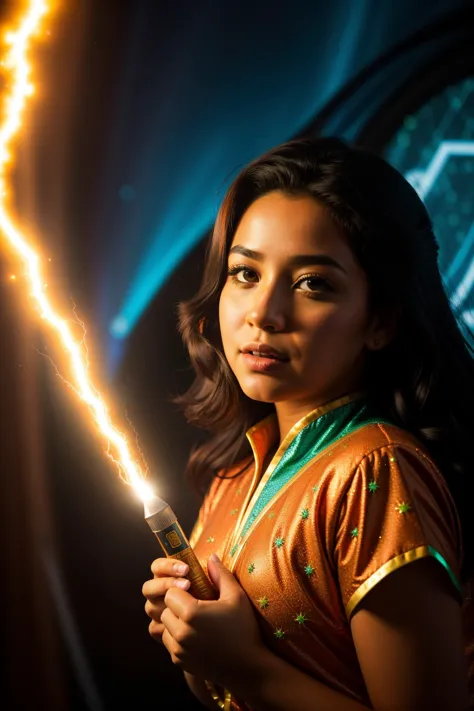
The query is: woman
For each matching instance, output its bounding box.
[142,137,474,710]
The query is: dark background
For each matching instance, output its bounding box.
[1,0,473,708]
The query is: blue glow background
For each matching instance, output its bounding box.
[94,0,471,372]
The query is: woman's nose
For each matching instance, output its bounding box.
[245,285,287,332]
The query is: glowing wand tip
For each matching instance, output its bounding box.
[133,478,155,506]
[143,493,169,520]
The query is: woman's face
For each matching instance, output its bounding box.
[218,191,381,408]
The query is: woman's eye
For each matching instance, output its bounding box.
[296,275,332,292]
[227,267,332,292]
[228,265,258,283]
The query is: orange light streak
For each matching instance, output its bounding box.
[0,1,154,504]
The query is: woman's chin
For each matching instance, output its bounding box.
[239,380,291,403]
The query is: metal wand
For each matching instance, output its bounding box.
[144,495,217,601]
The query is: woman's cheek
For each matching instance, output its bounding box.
[301,313,353,369]
[303,310,339,342]
[219,293,238,359]
[220,289,243,331]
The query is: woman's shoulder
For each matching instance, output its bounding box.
[323,423,459,528]
[320,421,450,504]
[329,422,464,617]
[333,421,435,470]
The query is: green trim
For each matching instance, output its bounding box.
[428,545,463,596]
[346,545,463,619]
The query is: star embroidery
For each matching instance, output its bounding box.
[389,456,397,463]
[257,596,269,609]
[312,484,319,493]
[268,512,276,519]
[295,612,308,625]
[206,536,215,543]
[231,508,239,516]
[274,628,286,639]
[230,544,238,556]
[351,527,359,538]
[300,508,310,520]
[248,562,255,574]
[396,501,411,514]
[304,564,315,577]
[237,488,242,495]
[368,480,379,493]
[274,537,285,548]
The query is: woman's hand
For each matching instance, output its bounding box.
[159,553,266,691]
[142,557,191,643]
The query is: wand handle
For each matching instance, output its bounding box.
[145,502,217,601]
[145,497,230,709]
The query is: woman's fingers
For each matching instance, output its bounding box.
[143,558,190,643]
[148,618,165,642]
[142,576,190,599]
[143,574,191,640]
[145,598,165,620]
[150,557,189,578]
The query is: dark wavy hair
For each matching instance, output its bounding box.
[175,137,474,578]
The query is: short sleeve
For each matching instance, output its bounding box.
[333,444,463,619]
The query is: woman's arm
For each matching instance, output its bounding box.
[350,557,469,711]
[231,647,371,711]
[231,558,469,711]
[185,653,371,711]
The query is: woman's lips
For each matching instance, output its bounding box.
[241,353,289,372]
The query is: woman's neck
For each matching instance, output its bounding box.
[274,388,366,444]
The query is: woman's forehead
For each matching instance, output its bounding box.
[231,193,353,265]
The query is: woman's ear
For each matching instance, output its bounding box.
[366,306,401,351]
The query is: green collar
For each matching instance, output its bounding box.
[241,394,392,538]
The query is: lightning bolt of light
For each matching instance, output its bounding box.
[0,0,154,504]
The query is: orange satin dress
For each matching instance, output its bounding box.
[189,393,474,710]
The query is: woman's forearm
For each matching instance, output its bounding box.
[231,647,372,711]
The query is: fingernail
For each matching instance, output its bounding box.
[209,553,220,563]
[173,562,188,575]
[174,579,191,590]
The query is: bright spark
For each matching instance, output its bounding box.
[0,1,154,504]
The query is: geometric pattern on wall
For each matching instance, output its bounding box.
[384,76,474,330]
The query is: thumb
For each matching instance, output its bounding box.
[207,553,238,599]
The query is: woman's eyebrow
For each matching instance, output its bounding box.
[228,244,347,274]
